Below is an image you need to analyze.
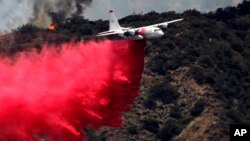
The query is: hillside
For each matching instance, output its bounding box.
[0,1,250,141]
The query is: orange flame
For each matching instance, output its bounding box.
[48,23,57,31]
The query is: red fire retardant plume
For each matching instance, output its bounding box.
[0,39,146,141]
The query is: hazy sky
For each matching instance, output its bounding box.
[0,0,243,33]
[84,0,243,20]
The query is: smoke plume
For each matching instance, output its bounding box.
[31,0,93,28]
[0,40,146,140]
[0,0,93,33]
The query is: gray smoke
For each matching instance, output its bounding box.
[31,0,93,28]
[0,0,93,33]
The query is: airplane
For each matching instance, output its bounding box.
[97,10,183,40]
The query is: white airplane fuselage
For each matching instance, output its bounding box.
[118,26,164,40]
[97,10,182,40]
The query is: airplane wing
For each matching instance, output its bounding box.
[97,30,120,36]
[152,18,183,28]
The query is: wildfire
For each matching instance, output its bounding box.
[48,23,57,31]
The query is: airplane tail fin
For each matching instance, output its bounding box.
[109,10,122,31]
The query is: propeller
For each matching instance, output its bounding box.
[134,29,140,35]
[123,29,135,36]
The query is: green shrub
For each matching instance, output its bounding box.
[16,24,41,33]
[159,119,182,141]
[127,125,138,134]
[191,99,205,117]
[169,106,182,119]
[226,109,242,123]
[191,67,205,84]
[149,82,179,104]
[143,99,156,109]
[142,119,159,134]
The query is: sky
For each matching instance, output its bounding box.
[0,0,244,33]
[83,0,243,20]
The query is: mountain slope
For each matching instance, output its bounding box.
[0,1,249,141]
[92,1,250,141]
